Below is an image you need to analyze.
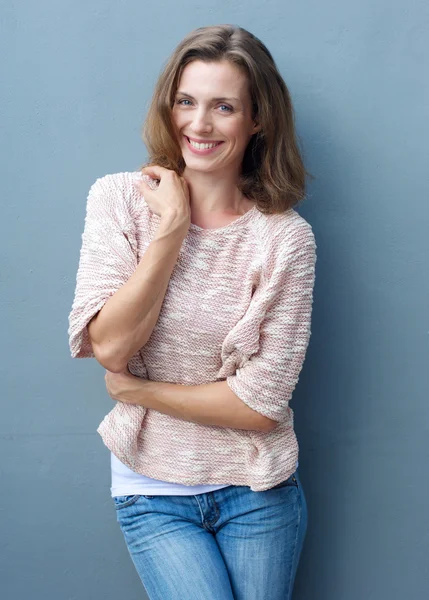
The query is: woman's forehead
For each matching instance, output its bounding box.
[178,60,248,96]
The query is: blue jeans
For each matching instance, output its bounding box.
[114,471,307,600]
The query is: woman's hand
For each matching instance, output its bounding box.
[105,368,149,406]
[135,165,191,224]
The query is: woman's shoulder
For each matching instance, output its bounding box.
[87,170,149,222]
[92,169,142,184]
[89,170,139,192]
[250,208,316,280]
[254,207,316,255]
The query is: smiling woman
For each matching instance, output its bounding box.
[68,23,316,600]
[142,25,309,215]
[171,60,261,177]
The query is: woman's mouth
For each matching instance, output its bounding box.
[185,136,224,155]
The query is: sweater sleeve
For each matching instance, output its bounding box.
[225,222,316,424]
[68,175,138,358]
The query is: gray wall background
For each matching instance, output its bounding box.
[1,1,428,599]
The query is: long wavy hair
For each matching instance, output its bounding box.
[141,24,310,213]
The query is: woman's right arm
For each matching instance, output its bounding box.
[88,167,191,373]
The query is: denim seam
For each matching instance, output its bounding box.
[114,494,140,509]
[193,494,220,529]
[285,483,302,600]
[193,495,206,526]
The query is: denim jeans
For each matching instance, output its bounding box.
[113,471,307,600]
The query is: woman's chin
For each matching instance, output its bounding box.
[182,155,220,173]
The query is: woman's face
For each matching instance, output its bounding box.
[171,59,260,176]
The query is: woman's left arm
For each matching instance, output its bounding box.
[105,370,276,432]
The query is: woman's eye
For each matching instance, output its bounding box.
[176,99,232,113]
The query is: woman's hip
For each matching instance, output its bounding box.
[113,471,307,599]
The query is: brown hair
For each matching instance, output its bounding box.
[141,24,310,213]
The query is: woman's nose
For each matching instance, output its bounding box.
[191,108,213,133]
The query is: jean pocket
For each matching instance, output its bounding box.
[113,494,141,509]
[270,473,299,490]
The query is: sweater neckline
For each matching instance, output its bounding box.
[189,204,258,234]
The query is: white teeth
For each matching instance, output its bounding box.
[188,138,220,150]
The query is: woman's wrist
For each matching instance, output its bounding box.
[157,209,190,237]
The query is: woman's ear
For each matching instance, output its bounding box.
[252,121,262,134]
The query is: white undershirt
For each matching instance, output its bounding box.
[110,452,232,497]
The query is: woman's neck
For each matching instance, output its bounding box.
[183,167,250,217]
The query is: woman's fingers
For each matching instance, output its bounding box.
[137,165,191,223]
[141,165,168,180]
[141,174,160,190]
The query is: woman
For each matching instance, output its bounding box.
[68,24,316,600]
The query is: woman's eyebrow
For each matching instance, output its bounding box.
[176,91,240,103]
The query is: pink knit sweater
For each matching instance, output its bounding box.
[68,171,316,492]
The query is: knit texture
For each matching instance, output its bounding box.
[68,171,317,492]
